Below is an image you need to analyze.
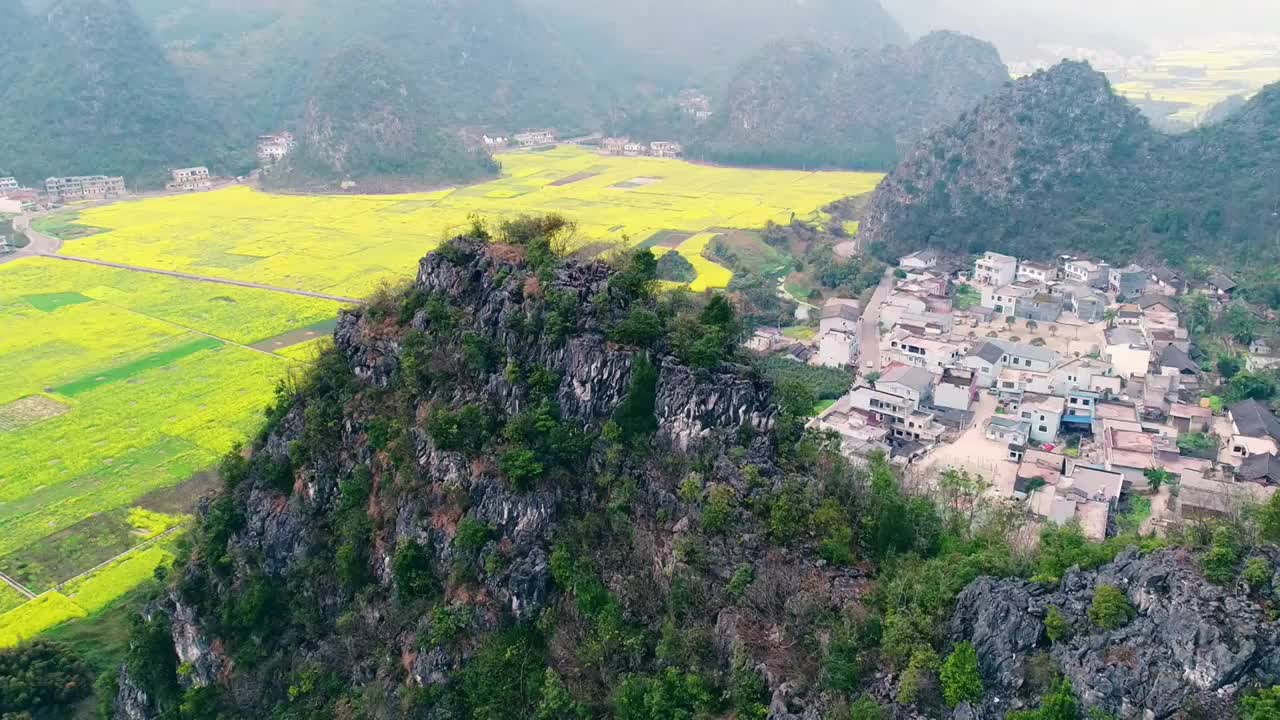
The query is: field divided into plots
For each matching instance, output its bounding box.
[62,146,883,297]
[0,256,342,642]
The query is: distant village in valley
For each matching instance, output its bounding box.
[747,247,1277,541]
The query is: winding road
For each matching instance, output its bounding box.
[5,211,362,305]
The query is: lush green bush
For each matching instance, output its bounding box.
[1240,686,1280,720]
[655,252,697,283]
[1088,585,1135,630]
[426,405,494,455]
[614,667,717,720]
[392,541,438,601]
[1045,606,1069,644]
[1202,525,1241,585]
[1007,679,1080,720]
[940,642,983,707]
[0,642,92,718]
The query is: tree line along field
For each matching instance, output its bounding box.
[0,148,881,647]
[0,257,342,645]
[60,146,883,298]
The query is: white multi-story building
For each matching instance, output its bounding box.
[45,175,126,202]
[883,330,961,373]
[1016,261,1056,285]
[0,177,19,194]
[167,167,212,192]
[1018,393,1065,444]
[981,283,1037,315]
[974,252,1018,287]
[257,132,297,163]
[1064,259,1110,289]
[514,130,556,146]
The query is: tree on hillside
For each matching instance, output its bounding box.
[1144,467,1175,492]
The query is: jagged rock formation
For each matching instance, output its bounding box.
[701,31,1009,170]
[950,547,1280,719]
[106,232,1280,719]
[859,60,1280,267]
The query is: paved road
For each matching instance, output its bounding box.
[8,208,361,304]
[860,269,895,374]
[1,213,63,265]
[44,254,362,304]
[0,569,36,600]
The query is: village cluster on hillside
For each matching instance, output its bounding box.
[749,249,1277,540]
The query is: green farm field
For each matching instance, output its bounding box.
[0,256,342,644]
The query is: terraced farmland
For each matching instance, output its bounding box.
[61,146,883,297]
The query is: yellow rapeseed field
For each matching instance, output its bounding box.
[65,146,883,297]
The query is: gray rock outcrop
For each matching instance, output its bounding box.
[949,548,1280,719]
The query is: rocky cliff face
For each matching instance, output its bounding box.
[702,31,1008,170]
[950,547,1280,719]
[858,60,1280,267]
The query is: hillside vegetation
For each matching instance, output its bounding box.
[93,221,1280,720]
[859,60,1280,268]
[0,0,231,186]
[264,44,498,192]
[699,31,1009,171]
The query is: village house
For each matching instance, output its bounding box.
[1108,264,1147,298]
[1238,453,1280,487]
[1028,464,1124,540]
[1115,304,1142,326]
[818,330,859,368]
[1016,292,1063,323]
[1049,357,1115,395]
[1226,399,1280,462]
[1061,389,1101,432]
[1169,402,1213,435]
[875,364,935,408]
[0,177,19,194]
[1018,393,1065,444]
[1103,327,1151,379]
[1013,448,1067,497]
[514,130,556,147]
[1181,467,1277,518]
[1208,272,1237,297]
[649,141,683,159]
[1147,327,1191,356]
[601,137,630,155]
[898,249,940,271]
[810,399,892,459]
[256,132,296,162]
[995,367,1053,403]
[1064,259,1110,289]
[974,252,1018,287]
[1157,344,1200,382]
[986,416,1031,446]
[623,142,646,156]
[1016,261,1056,284]
[1149,268,1186,295]
[981,283,1037,316]
[883,331,961,373]
[1058,283,1108,322]
[820,299,862,335]
[45,175,125,202]
[166,167,212,192]
[933,368,977,412]
[844,385,946,451]
[744,327,786,354]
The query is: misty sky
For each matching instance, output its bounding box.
[885,0,1280,58]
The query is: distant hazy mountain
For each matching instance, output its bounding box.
[522,0,908,88]
[266,44,498,193]
[0,0,227,185]
[859,60,1280,267]
[698,31,1008,170]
